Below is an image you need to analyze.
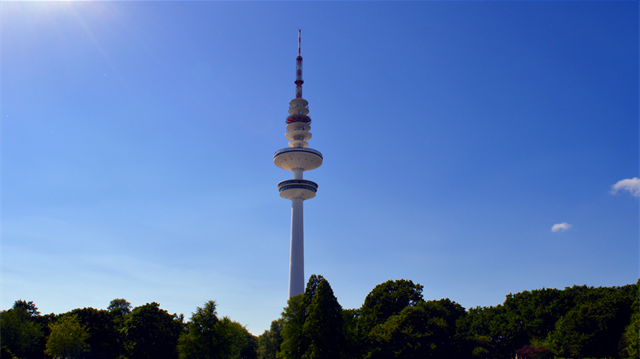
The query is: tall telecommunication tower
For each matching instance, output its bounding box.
[273,30,323,298]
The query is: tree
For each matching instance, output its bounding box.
[239,330,258,359]
[500,288,570,345]
[342,308,361,359]
[45,314,90,359]
[359,279,424,335]
[178,300,232,359]
[278,275,324,359]
[301,278,344,359]
[122,302,184,359]
[224,319,257,359]
[278,295,308,359]
[358,279,424,358]
[0,346,17,359]
[301,275,324,311]
[177,300,255,359]
[457,305,503,359]
[13,299,41,317]
[0,304,45,359]
[619,279,639,359]
[257,319,284,359]
[547,292,632,358]
[108,298,133,315]
[70,307,124,359]
[279,275,344,359]
[367,299,465,359]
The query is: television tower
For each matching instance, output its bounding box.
[274,30,323,298]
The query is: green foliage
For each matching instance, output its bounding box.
[342,308,362,359]
[465,287,576,359]
[179,300,223,359]
[302,275,324,311]
[278,276,322,359]
[359,279,424,335]
[1,346,17,359]
[278,294,309,359]
[546,291,632,358]
[3,280,637,359]
[240,330,258,359]
[457,283,639,359]
[108,298,133,315]
[13,299,41,317]
[45,314,90,359]
[279,275,345,359]
[69,307,124,359]
[367,299,465,359]
[0,303,45,359]
[471,345,490,358]
[622,280,640,359]
[501,288,572,342]
[301,278,344,359]
[122,302,184,359]
[358,279,424,359]
[257,319,284,359]
[457,305,502,357]
[224,319,257,359]
[178,300,255,359]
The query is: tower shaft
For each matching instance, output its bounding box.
[289,198,305,297]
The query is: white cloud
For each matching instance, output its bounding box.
[611,177,640,197]
[551,222,572,233]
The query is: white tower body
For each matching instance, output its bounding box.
[273,31,322,298]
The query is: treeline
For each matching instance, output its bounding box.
[0,299,255,359]
[260,276,638,359]
[1,277,638,359]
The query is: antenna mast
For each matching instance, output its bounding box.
[295,29,303,99]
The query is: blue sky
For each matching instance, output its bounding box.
[2,1,638,335]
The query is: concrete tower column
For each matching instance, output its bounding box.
[289,198,304,297]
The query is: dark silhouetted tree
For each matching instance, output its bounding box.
[13,300,40,317]
[278,275,323,359]
[301,278,344,359]
[70,307,124,359]
[547,292,632,358]
[359,279,424,335]
[108,298,133,315]
[122,302,184,359]
[257,319,284,359]
[1,346,17,359]
[619,279,639,359]
[0,303,45,359]
[367,299,464,359]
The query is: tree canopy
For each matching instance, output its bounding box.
[359,279,424,335]
[108,298,133,315]
[45,314,90,359]
[3,279,637,359]
[122,302,184,359]
[0,302,45,359]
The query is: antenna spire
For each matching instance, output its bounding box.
[295,30,303,99]
[286,30,311,125]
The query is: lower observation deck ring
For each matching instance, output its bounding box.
[278,179,318,200]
